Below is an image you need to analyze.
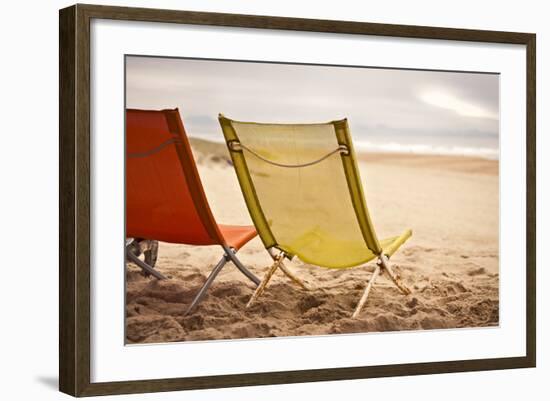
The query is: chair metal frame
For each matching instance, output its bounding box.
[126,233,261,316]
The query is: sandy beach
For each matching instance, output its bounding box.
[125,139,499,344]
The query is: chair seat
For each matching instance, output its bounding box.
[218,224,258,250]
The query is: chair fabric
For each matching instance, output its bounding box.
[126,108,256,250]
[219,115,411,268]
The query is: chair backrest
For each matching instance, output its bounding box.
[219,115,382,268]
[126,108,224,245]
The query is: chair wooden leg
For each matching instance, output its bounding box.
[379,254,411,295]
[279,263,310,291]
[267,248,310,290]
[246,254,284,308]
[352,254,412,318]
[352,263,381,318]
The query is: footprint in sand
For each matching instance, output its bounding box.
[467,267,487,276]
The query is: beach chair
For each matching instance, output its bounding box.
[126,108,261,315]
[219,115,413,317]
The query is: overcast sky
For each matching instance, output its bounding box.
[126,56,499,152]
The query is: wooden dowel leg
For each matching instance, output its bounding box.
[279,263,310,291]
[352,264,380,318]
[379,255,411,295]
[246,256,282,308]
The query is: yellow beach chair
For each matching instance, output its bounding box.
[219,115,413,317]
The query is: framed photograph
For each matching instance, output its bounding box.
[59,4,536,397]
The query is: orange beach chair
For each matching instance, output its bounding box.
[126,108,260,314]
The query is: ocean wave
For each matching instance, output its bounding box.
[353,141,499,160]
[190,134,499,160]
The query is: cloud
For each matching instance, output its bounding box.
[125,56,499,144]
[419,89,498,119]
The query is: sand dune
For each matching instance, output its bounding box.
[126,143,499,343]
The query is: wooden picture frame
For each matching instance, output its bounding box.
[59,3,536,397]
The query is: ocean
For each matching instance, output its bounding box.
[188,130,499,161]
